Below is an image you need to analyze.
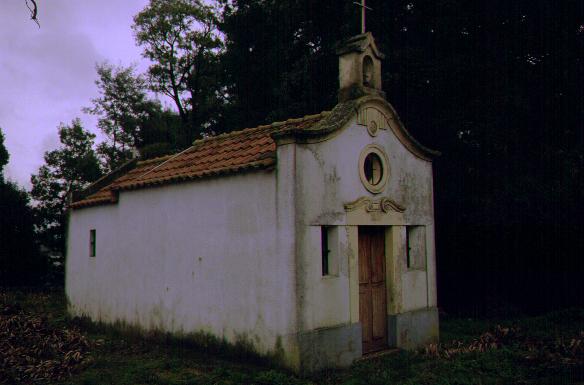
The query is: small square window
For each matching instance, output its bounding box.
[89,229,96,258]
[406,226,426,270]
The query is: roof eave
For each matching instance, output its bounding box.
[70,158,276,210]
[71,158,138,203]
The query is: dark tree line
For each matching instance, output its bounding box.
[0,129,45,285]
[212,0,583,313]
[12,0,583,312]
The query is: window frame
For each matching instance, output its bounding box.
[358,144,390,194]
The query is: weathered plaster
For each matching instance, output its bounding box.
[386,226,404,315]
[66,170,298,363]
[292,99,437,354]
[298,323,362,374]
[388,307,439,349]
[66,96,438,372]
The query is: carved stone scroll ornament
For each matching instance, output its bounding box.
[344,196,405,214]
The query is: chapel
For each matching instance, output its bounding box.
[66,32,439,372]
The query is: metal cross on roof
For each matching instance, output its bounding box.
[353,0,373,34]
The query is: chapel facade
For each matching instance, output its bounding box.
[66,33,439,372]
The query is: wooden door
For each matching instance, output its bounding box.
[359,227,388,354]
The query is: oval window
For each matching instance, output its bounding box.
[364,153,382,185]
[359,145,389,194]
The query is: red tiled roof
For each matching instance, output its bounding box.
[71,112,329,209]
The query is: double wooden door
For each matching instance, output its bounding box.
[358,227,388,354]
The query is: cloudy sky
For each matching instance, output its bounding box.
[1,0,152,188]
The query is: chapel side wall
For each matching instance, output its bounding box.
[293,114,437,355]
[65,170,297,358]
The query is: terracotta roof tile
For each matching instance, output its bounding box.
[71,112,329,209]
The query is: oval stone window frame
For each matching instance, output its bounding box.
[359,144,390,194]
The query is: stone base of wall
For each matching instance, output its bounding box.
[294,309,438,373]
[388,307,439,349]
[297,323,362,374]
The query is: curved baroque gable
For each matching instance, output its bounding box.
[356,97,439,162]
[272,96,439,162]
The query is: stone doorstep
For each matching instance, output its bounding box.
[356,347,401,361]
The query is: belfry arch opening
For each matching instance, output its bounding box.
[363,55,375,88]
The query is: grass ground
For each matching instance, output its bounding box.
[1,289,583,385]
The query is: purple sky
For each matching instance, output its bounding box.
[1,0,152,189]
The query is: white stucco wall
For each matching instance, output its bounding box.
[66,170,297,356]
[66,99,437,365]
[292,103,437,332]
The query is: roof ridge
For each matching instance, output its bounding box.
[191,111,331,147]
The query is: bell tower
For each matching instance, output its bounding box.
[336,32,385,102]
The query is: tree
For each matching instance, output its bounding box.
[0,130,8,180]
[137,107,187,159]
[219,0,357,129]
[85,63,193,167]
[0,127,44,286]
[24,0,40,27]
[0,182,44,286]
[30,119,102,254]
[133,0,225,142]
[85,63,164,171]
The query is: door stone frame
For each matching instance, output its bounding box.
[344,196,406,350]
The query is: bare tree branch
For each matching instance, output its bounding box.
[25,0,40,28]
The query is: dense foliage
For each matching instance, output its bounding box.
[216,0,584,313]
[0,129,44,286]
[218,0,356,128]
[0,130,8,178]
